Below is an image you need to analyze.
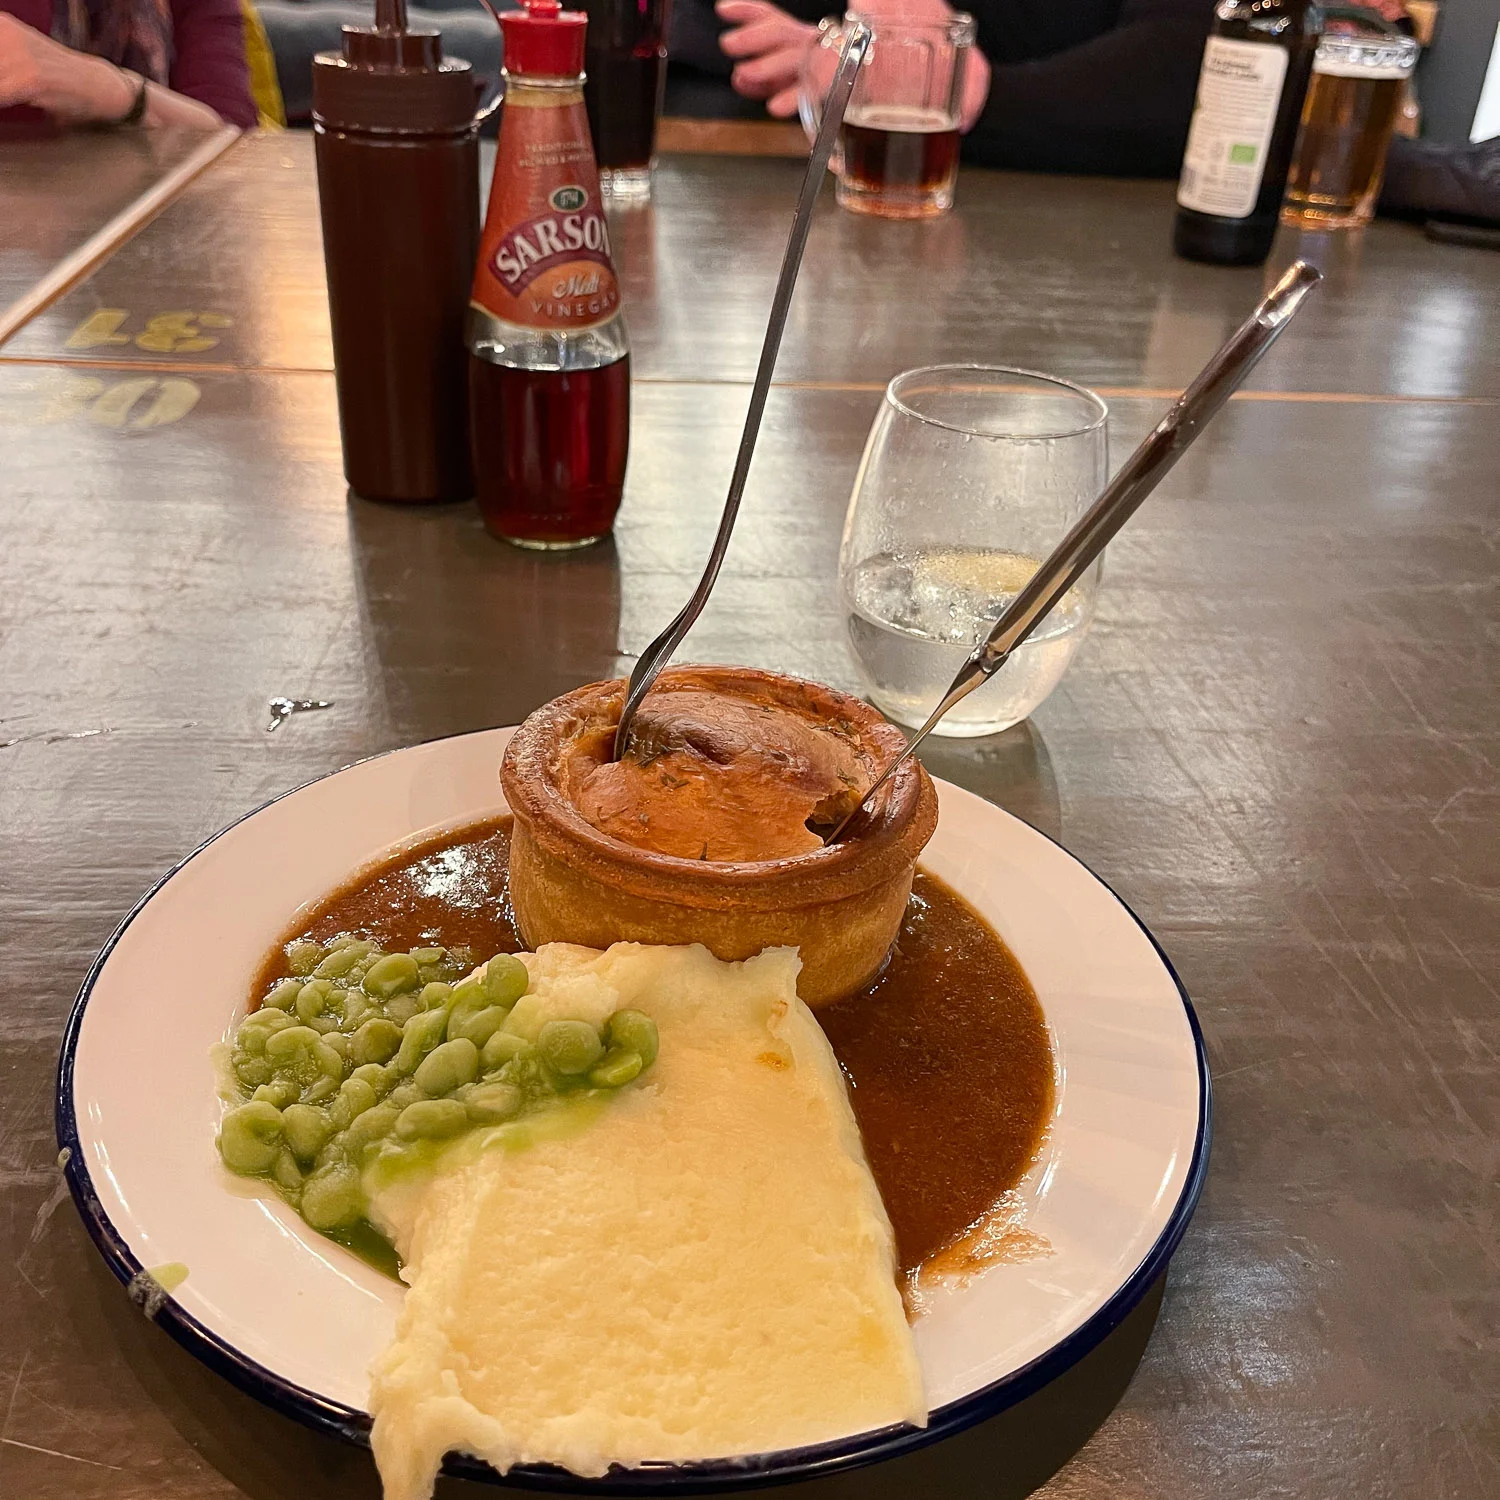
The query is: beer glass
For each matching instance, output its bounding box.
[1282,31,1419,230]
[799,9,975,219]
[839,366,1108,737]
[582,0,670,199]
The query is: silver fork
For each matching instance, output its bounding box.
[611,21,873,761]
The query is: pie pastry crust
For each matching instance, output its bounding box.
[500,667,939,1006]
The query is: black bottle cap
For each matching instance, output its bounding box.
[313,0,477,135]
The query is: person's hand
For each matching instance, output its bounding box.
[0,13,138,122]
[952,33,990,132]
[716,0,818,120]
[0,13,46,108]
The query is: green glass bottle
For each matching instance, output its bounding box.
[1173,0,1325,266]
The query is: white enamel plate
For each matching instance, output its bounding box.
[57,727,1209,1490]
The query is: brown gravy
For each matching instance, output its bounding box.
[819,876,1054,1272]
[253,817,1054,1277]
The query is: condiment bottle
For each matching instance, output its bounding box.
[313,0,480,503]
[468,0,630,550]
[1173,0,1324,266]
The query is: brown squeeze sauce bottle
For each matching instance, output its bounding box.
[468,0,631,550]
[313,0,480,502]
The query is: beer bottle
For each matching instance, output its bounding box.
[1173,0,1324,266]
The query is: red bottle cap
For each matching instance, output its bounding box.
[501,0,587,79]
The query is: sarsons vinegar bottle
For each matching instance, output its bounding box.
[467,0,630,549]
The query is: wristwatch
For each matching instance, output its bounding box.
[111,68,149,127]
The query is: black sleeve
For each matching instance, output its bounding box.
[668,0,735,76]
[962,0,1212,178]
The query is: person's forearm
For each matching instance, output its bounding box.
[34,46,135,121]
[34,45,224,127]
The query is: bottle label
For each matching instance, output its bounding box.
[472,90,621,330]
[1177,37,1289,219]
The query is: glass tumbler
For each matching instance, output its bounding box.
[582,0,670,200]
[800,9,974,219]
[839,366,1108,737]
[1281,31,1419,230]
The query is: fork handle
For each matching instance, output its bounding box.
[612,22,873,761]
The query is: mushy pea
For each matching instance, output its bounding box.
[216,938,659,1239]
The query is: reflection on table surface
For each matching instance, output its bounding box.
[5,131,1499,400]
[0,127,225,328]
[0,120,1496,1500]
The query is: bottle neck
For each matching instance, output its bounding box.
[1215,0,1323,29]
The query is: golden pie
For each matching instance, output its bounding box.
[500,666,938,1005]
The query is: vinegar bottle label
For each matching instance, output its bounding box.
[1177,37,1290,219]
[471,90,622,331]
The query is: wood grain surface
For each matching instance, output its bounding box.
[5,133,1499,400]
[656,116,809,157]
[0,129,229,332]
[0,127,1496,1500]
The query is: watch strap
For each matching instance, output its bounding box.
[112,69,149,127]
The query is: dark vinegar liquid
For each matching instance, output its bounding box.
[840,109,961,196]
[584,0,667,170]
[469,353,630,548]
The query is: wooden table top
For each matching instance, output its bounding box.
[0,130,1496,1500]
[6,132,1499,400]
[0,126,238,344]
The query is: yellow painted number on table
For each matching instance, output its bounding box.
[134,311,232,354]
[90,376,202,428]
[64,308,233,353]
[64,309,130,349]
[0,370,201,430]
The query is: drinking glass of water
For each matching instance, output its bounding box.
[839,365,1108,737]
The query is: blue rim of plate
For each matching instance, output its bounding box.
[54,731,1212,1495]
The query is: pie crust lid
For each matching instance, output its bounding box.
[500,667,938,913]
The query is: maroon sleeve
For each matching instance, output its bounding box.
[0,0,58,128]
[168,0,258,127]
[3,0,56,32]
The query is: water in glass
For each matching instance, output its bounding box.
[846,548,1094,735]
[839,367,1108,737]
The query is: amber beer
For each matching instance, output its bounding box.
[1282,33,1419,229]
[838,106,961,219]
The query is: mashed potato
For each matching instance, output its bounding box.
[366,942,925,1497]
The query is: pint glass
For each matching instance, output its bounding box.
[1282,31,1419,230]
[582,0,669,199]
